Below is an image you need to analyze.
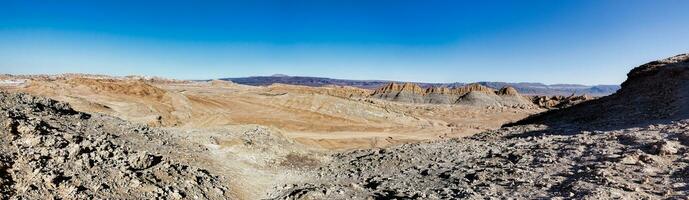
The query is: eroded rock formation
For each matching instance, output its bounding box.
[371,83,534,108]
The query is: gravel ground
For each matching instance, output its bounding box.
[271,122,689,199]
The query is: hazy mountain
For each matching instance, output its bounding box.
[221,75,620,96]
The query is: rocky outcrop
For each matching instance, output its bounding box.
[371,83,535,108]
[0,92,232,199]
[455,91,534,108]
[371,82,426,103]
[452,83,495,96]
[424,87,455,104]
[493,86,536,108]
[510,53,689,128]
[497,86,519,96]
[425,87,452,95]
[531,95,592,109]
[455,91,502,107]
[373,82,425,94]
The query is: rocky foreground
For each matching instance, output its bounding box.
[0,92,233,199]
[272,123,689,199]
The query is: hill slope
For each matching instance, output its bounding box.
[509,53,689,129]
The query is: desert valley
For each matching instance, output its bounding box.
[0,54,688,199]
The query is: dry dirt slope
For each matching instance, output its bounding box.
[270,54,689,199]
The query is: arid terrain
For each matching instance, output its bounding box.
[0,75,542,150]
[271,53,689,199]
[0,72,545,199]
[1,54,688,199]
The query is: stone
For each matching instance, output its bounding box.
[128,152,159,170]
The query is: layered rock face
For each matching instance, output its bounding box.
[511,53,689,128]
[424,87,455,104]
[371,83,534,108]
[371,82,426,103]
[453,83,495,96]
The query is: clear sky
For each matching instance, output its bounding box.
[1,0,689,85]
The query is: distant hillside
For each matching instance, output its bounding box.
[223,75,389,89]
[221,75,620,96]
[475,82,620,96]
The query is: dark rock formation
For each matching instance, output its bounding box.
[509,53,689,129]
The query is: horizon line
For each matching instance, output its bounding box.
[1,72,621,86]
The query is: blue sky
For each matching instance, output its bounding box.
[1,0,689,85]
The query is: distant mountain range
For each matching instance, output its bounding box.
[221,75,620,96]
